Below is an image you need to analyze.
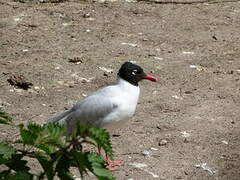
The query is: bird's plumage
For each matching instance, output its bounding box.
[48,78,140,134]
[48,62,157,135]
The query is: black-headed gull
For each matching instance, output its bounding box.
[48,61,157,170]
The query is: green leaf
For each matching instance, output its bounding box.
[93,167,114,180]
[40,123,66,146]
[36,144,56,154]
[57,171,74,180]
[18,123,66,154]
[87,152,105,165]
[76,125,88,138]
[56,153,74,180]
[77,125,113,158]
[26,123,43,134]
[0,155,12,164]
[0,170,11,178]
[0,111,12,125]
[35,151,55,180]
[87,153,114,180]
[0,142,15,159]
[5,154,30,172]
[44,123,66,139]
[35,123,66,154]
[68,150,88,178]
[69,150,114,180]
[5,171,33,180]
[18,123,41,145]
[1,154,31,179]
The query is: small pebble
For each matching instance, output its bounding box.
[180,131,191,138]
[28,89,35,93]
[129,162,147,168]
[87,17,95,21]
[150,147,158,151]
[154,57,163,60]
[57,81,64,85]
[221,140,228,145]
[184,137,190,143]
[159,139,168,146]
[125,0,137,2]
[83,13,90,18]
[189,65,204,71]
[172,95,183,100]
[14,17,21,22]
[152,90,158,95]
[99,67,113,73]
[183,51,194,55]
[121,42,138,47]
[62,23,69,26]
[142,151,151,157]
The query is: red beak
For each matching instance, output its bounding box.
[143,75,157,82]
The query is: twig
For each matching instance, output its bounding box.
[137,0,240,4]
[17,149,36,158]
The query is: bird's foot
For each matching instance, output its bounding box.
[106,159,124,171]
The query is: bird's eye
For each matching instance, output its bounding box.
[132,69,138,75]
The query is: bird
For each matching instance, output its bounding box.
[48,61,157,170]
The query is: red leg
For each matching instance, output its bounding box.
[106,154,124,171]
[97,145,123,171]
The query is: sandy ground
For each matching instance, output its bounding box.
[1,0,240,179]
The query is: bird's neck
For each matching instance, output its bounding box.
[116,77,140,110]
[116,77,140,92]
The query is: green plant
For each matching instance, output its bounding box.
[0,110,115,180]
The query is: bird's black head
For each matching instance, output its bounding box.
[118,62,157,86]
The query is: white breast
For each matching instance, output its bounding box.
[57,78,141,133]
[98,78,140,129]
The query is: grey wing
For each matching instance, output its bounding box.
[48,110,71,124]
[65,94,118,134]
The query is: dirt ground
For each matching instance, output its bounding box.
[1,0,240,179]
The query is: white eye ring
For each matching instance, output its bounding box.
[132,69,138,75]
